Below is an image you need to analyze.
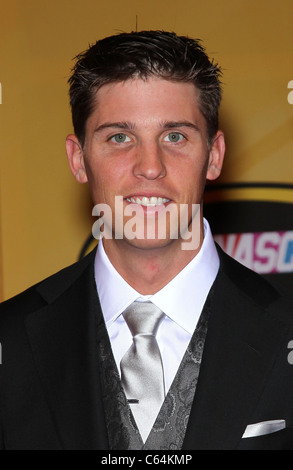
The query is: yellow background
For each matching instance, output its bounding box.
[1,0,293,300]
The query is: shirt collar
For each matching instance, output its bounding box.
[94,218,219,334]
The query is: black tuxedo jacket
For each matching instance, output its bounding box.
[1,246,293,450]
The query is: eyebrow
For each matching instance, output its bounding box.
[94,120,201,134]
[161,121,201,133]
[94,122,135,133]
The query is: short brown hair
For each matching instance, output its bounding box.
[68,30,222,146]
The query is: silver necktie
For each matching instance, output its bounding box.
[120,301,165,442]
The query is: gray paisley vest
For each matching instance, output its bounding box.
[97,288,213,450]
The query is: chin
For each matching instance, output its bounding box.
[123,236,176,252]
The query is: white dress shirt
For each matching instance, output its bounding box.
[94,218,219,393]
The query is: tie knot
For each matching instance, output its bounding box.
[123,301,164,337]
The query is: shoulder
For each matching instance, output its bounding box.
[216,243,293,323]
[0,248,97,325]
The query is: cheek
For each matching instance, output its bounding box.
[85,162,126,205]
[82,161,104,200]
[176,161,209,200]
[174,158,207,183]
[84,157,107,185]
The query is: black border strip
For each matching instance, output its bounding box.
[205,182,293,191]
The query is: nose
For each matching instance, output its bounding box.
[133,142,166,180]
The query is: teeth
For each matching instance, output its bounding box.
[127,196,170,206]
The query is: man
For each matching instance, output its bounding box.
[1,31,293,450]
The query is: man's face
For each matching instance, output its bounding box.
[67,77,224,251]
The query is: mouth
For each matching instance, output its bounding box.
[125,196,171,207]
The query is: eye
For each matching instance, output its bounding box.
[164,132,185,143]
[110,133,131,143]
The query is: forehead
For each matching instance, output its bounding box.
[88,77,204,127]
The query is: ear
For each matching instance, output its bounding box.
[65,134,88,183]
[206,130,225,181]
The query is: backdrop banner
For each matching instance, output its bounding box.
[204,186,293,290]
[1,1,293,300]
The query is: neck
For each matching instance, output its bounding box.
[102,221,204,295]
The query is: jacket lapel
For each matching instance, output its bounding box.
[182,249,289,450]
[25,251,109,450]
